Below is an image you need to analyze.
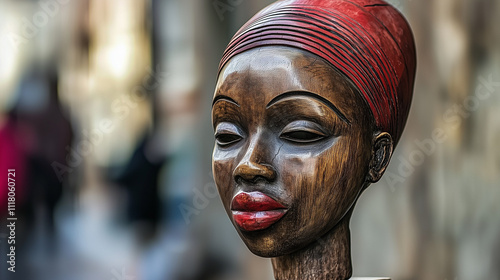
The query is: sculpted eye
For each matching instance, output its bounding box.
[281,131,324,143]
[280,120,328,144]
[215,122,244,147]
[216,133,242,146]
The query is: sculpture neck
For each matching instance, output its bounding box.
[271,210,353,280]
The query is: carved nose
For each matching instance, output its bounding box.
[233,161,277,183]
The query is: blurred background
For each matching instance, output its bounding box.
[0,0,498,279]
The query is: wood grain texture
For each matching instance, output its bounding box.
[271,209,353,280]
[212,46,394,279]
[219,0,417,145]
[212,2,416,279]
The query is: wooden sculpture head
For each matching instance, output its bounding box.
[212,1,416,279]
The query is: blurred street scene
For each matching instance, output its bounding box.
[0,0,499,280]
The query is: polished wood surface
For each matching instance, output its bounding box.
[212,46,394,279]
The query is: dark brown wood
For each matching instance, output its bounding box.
[211,46,394,279]
[271,208,354,280]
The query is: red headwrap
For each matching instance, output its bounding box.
[219,0,416,144]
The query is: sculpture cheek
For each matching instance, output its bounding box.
[213,160,235,192]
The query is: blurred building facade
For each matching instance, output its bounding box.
[0,0,499,280]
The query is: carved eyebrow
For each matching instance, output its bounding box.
[212,95,240,107]
[266,91,351,124]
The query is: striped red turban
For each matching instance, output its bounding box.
[219,0,416,144]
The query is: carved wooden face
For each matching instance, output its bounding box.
[212,46,380,257]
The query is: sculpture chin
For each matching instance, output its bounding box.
[246,243,283,258]
[234,212,348,259]
[241,235,297,258]
[234,227,302,258]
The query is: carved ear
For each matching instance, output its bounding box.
[367,132,394,183]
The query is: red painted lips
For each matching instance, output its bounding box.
[231,192,288,231]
